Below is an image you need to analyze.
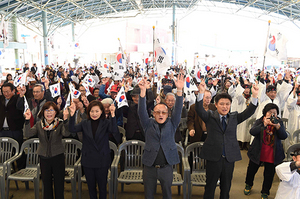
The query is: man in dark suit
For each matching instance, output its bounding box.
[195,80,259,199]
[0,83,26,169]
[138,74,184,199]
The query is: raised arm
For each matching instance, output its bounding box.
[237,83,259,124]
[23,109,38,138]
[195,81,209,123]
[68,102,83,133]
[138,77,150,130]
[108,104,121,144]
[171,73,184,127]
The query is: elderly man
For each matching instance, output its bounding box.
[188,90,216,143]
[138,74,184,199]
[17,79,53,125]
[165,92,187,143]
[123,86,154,142]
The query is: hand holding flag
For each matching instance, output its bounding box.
[115,86,128,109]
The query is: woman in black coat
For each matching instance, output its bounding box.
[68,100,120,199]
[244,103,287,199]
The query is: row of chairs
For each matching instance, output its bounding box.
[111,140,216,199]
[0,137,81,199]
[0,137,213,199]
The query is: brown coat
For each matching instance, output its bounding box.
[187,103,216,143]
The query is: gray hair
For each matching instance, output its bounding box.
[101,98,114,105]
[33,84,45,91]
[165,92,176,100]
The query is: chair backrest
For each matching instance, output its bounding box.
[286,143,300,161]
[172,143,184,172]
[123,117,127,126]
[293,129,300,144]
[118,126,126,142]
[62,139,82,168]
[179,118,187,132]
[109,141,118,156]
[247,118,256,130]
[21,138,40,168]
[282,118,288,130]
[118,140,145,170]
[0,137,19,166]
[185,142,205,172]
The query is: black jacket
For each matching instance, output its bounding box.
[195,98,257,162]
[0,95,25,131]
[247,118,287,165]
[69,116,121,168]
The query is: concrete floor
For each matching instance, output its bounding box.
[6,150,280,199]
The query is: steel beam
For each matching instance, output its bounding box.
[42,11,49,66]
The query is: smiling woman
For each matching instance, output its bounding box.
[23,101,70,199]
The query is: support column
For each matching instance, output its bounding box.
[12,16,19,70]
[72,22,75,42]
[172,4,176,66]
[42,11,49,66]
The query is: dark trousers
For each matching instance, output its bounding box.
[0,130,26,170]
[204,157,235,199]
[83,166,109,199]
[245,160,276,195]
[40,153,65,199]
[143,164,173,199]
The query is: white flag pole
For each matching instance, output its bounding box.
[263,20,271,70]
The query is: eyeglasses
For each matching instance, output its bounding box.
[166,99,175,103]
[153,111,168,115]
[45,109,55,113]
[33,91,42,94]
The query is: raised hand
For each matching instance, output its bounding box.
[63,108,69,121]
[17,85,27,98]
[82,97,89,108]
[174,73,185,91]
[69,102,76,117]
[138,77,147,91]
[24,109,31,120]
[251,83,259,99]
[213,78,218,86]
[109,104,116,117]
[101,77,109,85]
[198,80,206,94]
[155,96,161,104]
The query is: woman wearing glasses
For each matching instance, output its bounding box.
[24,101,70,199]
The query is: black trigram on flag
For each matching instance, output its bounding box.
[157,56,164,63]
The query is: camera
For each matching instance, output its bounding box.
[269,114,279,124]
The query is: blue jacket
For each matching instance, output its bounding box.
[138,95,183,167]
[247,118,287,165]
[69,116,121,168]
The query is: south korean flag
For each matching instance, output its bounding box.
[115,86,128,109]
[49,83,61,98]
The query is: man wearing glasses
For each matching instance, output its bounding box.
[17,78,53,125]
[138,74,185,199]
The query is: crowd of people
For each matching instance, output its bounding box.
[0,61,300,199]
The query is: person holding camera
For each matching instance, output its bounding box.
[244,103,287,199]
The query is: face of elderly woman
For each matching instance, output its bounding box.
[103,103,111,115]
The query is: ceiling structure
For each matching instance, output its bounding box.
[0,0,300,36]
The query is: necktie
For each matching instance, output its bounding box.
[222,116,227,157]
[222,116,227,131]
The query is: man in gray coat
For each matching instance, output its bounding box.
[195,80,259,199]
[138,74,185,199]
